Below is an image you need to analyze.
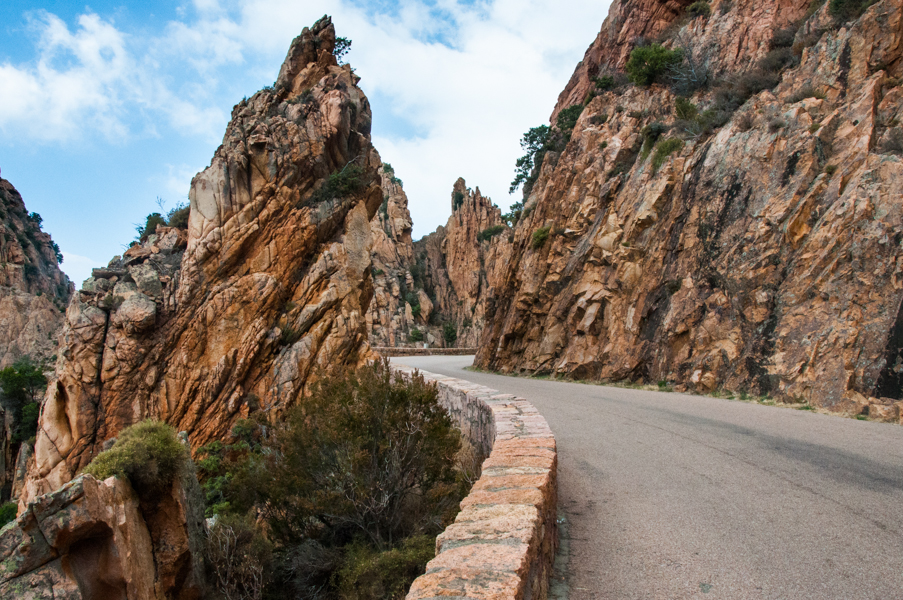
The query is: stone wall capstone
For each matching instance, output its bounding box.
[392,365,558,600]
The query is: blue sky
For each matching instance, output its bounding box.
[0,0,611,285]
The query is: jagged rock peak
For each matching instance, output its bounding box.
[0,178,70,302]
[276,15,344,98]
[23,17,383,505]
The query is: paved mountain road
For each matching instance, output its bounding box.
[392,355,903,600]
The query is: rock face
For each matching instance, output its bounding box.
[367,178,512,349]
[412,179,513,347]
[0,466,206,600]
[0,178,71,368]
[22,17,384,504]
[366,167,417,346]
[478,0,903,413]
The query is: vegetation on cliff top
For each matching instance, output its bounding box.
[84,420,188,495]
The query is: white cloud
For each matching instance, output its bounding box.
[0,10,226,144]
[0,0,611,236]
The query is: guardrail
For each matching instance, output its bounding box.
[392,365,558,600]
[374,347,479,357]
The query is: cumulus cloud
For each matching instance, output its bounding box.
[0,9,225,144]
[0,0,611,235]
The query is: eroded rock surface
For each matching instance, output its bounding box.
[0,178,71,369]
[412,179,513,347]
[366,167,417,346]
[478,0,903,414]
[0,466,206,600]
[22,16,383,504]
[368,178,512,349]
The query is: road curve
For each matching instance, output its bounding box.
[392,355,903,600]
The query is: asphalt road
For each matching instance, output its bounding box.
[392,355,903,600]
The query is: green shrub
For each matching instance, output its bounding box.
[0,358,46,443]
[626,44,683,86]
[829,0,876,21]
[334,37,352,62]
[83,420,187,495]
[771,27,797,49]
[443,322,457,345]
[302,163,367,207]
[477,225,505,242]
[51,241,63,264]
[207,513,274,600]
[686,1,712,17]
[824,164,838,176]
[0,502,17,528]
[166,203,190,229]
[759,47,797,73]
[556,104,585,134]
[382,163,395,174]
[453,191,465,210]
[641,122,668,157]
[880,128,903,155]
[593,75,615,90]
[502,201,524,225]
[651,138,685,172]
[334,535,435,600]
[675,97,698,121]
[532,226,551,250]
[590,113,609,126]
[136,212,167,242]
[409,328,424,343]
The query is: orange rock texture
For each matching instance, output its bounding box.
[477,0,903,413]
[21,17,384,503]
[368,177,512,349]
[1,468,206,599]
[411,179,512,347]
[0,178,71,368]
[366,166,417,346]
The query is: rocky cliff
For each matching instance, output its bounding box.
[1,466,206,599]
[412,179,513,347]
[367,177,511,349]
[477,0,903,415]
[366,166,417,346]
[21,16,384,504]
[0,178,70,369]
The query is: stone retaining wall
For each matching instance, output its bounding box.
[375,347,479,357]
[392,365,558,600]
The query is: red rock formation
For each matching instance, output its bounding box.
[22,17,384,504]
[478,0,903,416]
[0,178,71,368]
[411,179,512,347]
[1,466,206,599]
[366,166,417,346]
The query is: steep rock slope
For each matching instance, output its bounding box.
[366,166,417,346]
[22,17,384,503]
[0,178,71,368]
[412,179,512,347]
[478,0,903,414]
